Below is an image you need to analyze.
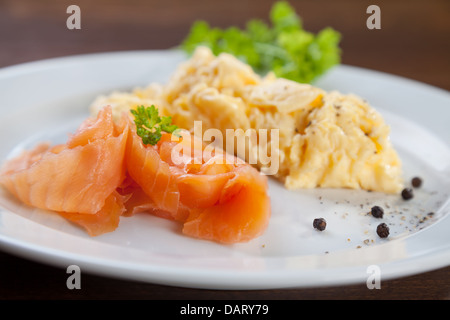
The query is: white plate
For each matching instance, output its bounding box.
[0,50,449,290]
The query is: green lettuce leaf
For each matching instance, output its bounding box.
[181,1,341,84]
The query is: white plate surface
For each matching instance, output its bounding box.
[0,50,449,290]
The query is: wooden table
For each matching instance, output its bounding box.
[0,0,449,300]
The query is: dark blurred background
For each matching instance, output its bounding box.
[0,0,449,90]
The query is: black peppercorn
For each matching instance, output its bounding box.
[411,177,422,188]
[376,223,390,238]
[313,218,327,231]
[401,188,414,200]
[370,206,384,218]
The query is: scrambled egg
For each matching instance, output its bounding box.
[90,46,403,193]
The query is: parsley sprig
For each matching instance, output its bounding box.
[130,105,178,145]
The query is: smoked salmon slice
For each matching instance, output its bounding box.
[59,191,125,236]
[125,127,271,244]
[0,105,271,243]
[0,106,128,235]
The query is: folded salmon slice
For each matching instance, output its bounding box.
[59,191,125,236]
[125,128,271,244]
[0,106,271,243]
[0,106,128,235]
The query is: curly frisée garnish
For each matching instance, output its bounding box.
[130,105,179,145]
